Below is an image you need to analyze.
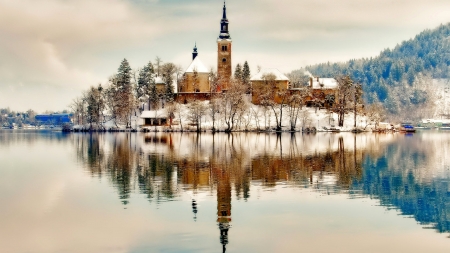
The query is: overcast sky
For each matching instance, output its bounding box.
[1,0,449,112]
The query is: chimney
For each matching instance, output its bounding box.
[309,77,313,87]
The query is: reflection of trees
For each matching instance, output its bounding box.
[75,133,177,205]
[137,153,176,202]
[353,138,450,233]
[75,132,450,234]
[106,135,136,205]
[252,136,363,192]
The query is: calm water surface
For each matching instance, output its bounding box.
[1,130,450,252]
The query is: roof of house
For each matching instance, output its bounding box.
[140,110,168,119]
[155,76,165,84]
[185,57,209,73]
[250,68,289,81]
[311,78,338,89]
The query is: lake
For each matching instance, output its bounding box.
[0,130,449,252]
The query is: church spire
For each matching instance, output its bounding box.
[192,42,198,60]
[219,1,230,39]
[222,1,227,19]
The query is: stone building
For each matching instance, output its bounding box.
[177,44,211,103]
[305,77,338,107]
[176,2,233,103]
[250,68,290,104]
[216,2,232,91]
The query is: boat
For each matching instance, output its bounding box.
[399,123,416,133]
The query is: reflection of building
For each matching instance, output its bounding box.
[215,166,232,253]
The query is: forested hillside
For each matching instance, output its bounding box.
[291,23,450,119]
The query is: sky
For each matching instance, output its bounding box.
[0,0,449,112]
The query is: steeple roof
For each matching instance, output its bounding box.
[222,1,227,19]
[192,42,198,60]
[218,1,231,40]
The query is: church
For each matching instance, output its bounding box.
[176,1,233,103]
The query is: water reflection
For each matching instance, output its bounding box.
[356,134,450,233]
[73,132,450,250]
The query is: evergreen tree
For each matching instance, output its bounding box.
[114,59,135,127]
[234,64,242,81]
[299,23,450,117]
[137,67,148,100]
[242,61,251,93]
[86,84,105,129]
[161,62,176,103]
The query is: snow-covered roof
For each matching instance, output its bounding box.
[185,57,209,73]
[311,78,337,89]
[140,110,168,118]
[155,76,165,84]
[250,68,289,81]
[138,94,150,101]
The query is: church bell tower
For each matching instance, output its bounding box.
[217,1,232,91]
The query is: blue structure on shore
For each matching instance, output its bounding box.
[35,114,72,125]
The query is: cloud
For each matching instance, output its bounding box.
[0,0,449,111]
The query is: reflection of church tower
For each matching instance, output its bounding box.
[217,167,232,253]
[217,1,232,91]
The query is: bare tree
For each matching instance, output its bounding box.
[352,83,363,128]
[70,97,87,126]
[209,96,220,132]
[187,100,207,132]
[175,102,184,131]
[286,93,303,131]
[333,75,355,127]
[256,73,289,131]
[364,102,386,130]
[250,106,262,131]
[221,78,248,132]
[165,103,178,129]
[299,109,312,130]
[155,56,163,76]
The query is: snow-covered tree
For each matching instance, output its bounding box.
[161,62,176,103]
[187,100,207,132]
[234,64,242,81]
[86,84,105,129]
[221,78,248,132]
[333,75,355,127]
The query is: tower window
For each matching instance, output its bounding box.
[221,45,228,52]
[222,58,227,63]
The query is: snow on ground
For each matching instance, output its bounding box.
[72,101,370,132]
[139,101,369,132]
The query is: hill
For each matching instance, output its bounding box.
[290,23,450,120]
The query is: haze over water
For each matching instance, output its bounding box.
[1,130,449,252]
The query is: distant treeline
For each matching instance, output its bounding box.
[290,23,450,119]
